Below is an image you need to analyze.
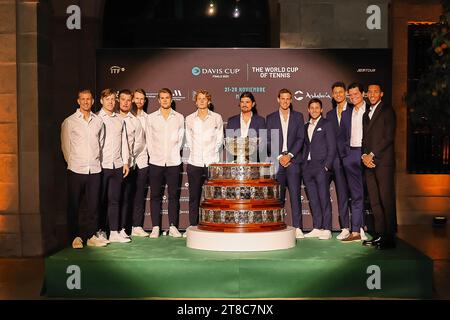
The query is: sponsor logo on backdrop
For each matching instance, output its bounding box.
[294,90,331,101]
[294,90,304,101]
[251,66,301,79]
[172,89,186,101]
[191,66,241,79]
[147,90,186,101]
[357,68,376,72]
[110,65,126,74]
[192,67,201,76]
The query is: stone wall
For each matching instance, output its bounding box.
[0,0,20,256]
[279,0,389,48]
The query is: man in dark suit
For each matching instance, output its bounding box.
[266,88,305,238]
[302,98,336,240]
[361,83,397,250]
[226,91,266,162]
[326,82,351,240]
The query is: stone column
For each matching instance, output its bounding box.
[0,0,20,256]
[16,0,43,256]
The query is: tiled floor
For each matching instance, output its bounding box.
[0,224,449,299]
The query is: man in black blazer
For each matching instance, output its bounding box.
[302,98,336,240]
[226,91,266,162]
[266,88,305,238]
[361,83,397,250]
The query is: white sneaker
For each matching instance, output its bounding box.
[304,228,323,238]
[96,230,110,244]
[119,228,131,238]
[336,228,350,240]
[109,231,131,243]
[149,226,160,238]
[360,227,368,241]
[319,230,332,240]
[295,228,305,239]
[131,226,149,237]
[182,226,193,238]
[87,235,108,247]
[169,226,182,238]
[72,237,83,249]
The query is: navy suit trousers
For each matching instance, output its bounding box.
[331,156,350,229]
[276,162,302,228]
[303,161,332,230]
[342,148,364,232]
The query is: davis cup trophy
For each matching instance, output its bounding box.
[186,137,295,251]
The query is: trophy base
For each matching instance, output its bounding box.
[186,226,296,252]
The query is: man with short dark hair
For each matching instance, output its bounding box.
[326,82,351,240]
[339,83,368,242]
[361,83,397,250]
[302,98,336,240]
[118,89,147,238]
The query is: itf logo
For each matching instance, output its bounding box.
[110,66,125,74]
[192,67,201,76]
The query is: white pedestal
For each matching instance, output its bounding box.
[186,226,296,252]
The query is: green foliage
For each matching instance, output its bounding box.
[406,3,450,133]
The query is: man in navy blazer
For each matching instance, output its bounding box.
[226,92,266,162]
[266,89,305,238]
[338,83,369,242]
[302,98,336,240]
[326,82,351,240]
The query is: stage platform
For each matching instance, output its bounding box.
[44,234,433,299]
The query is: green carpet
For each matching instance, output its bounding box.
[44,235,433,298]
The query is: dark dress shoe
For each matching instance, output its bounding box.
[375,237,396,250]
[362,235,381,247]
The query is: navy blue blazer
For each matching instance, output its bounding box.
[226,113,267,162]
[225,113,266,138]
[326,103,353,159]
[302,117,336,169]
[266,110,305,164]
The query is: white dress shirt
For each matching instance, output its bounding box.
[350,101,366,147]
[336,102,348,125]
[134,110,149,169]
[240,112,252,138]
[185,109,224,167]
[120,112,147,169]
[146,108,185,166]
[280,110,290,153]
[307,116,321,160]
[368,101,381,119]
[61,109,104,174]
[98,108,129,169]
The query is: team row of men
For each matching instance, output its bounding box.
[61,82,396,250]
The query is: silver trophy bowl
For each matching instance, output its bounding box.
[225,137,259,163]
